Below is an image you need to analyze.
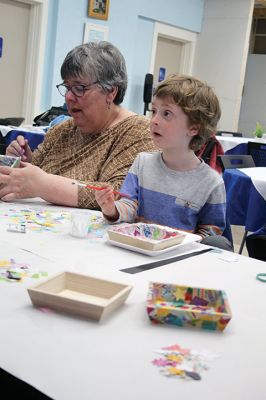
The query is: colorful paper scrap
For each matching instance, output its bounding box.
[0,258,48,283]
[152,343,219,380]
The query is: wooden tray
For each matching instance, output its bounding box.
[107,223,185,251]
[28,272,132,321]
[107,231,201,256]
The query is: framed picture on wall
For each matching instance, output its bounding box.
[83,23,109,43]
[88,0,110,20]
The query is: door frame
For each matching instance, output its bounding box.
[16,0,48,123]
[149,22,197,76]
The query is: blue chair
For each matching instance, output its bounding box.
[248,141,266,167]
[218,154,255,172]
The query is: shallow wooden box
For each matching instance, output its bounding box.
[107,223,185,251]
[28,272,132,321]
[147,282,232,331]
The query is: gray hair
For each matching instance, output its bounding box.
[60,41,128,105]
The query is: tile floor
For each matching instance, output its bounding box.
[231,225,248,256]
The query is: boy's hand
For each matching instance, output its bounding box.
[95,186,119,221]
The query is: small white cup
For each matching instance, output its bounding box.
[71,211,90,238]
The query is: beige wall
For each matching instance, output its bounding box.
[193,0,254,132]
[239,54,266,136]
[0,0,30,117]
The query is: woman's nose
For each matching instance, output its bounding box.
[65,90,76,101]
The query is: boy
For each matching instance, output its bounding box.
[96,74,232,250]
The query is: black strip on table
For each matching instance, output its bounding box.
[120,248,213,274]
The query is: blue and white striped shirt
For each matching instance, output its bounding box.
[114,152,226,238]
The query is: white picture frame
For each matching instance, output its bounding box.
[83,23,109,43]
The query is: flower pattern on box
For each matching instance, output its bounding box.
[147,282,232,331]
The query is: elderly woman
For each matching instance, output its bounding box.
[0,41,156,208]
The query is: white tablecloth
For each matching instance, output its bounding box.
[217,136,266,154]
[239,167,266,200]
[0,199,265,400]
[0,124,46,137]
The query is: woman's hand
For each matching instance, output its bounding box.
[95,186,119,221]
[0,162,48,201]
[6,135,32,162]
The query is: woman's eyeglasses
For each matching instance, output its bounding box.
[56,81,98,97]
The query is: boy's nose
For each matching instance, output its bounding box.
[151,115,159,125]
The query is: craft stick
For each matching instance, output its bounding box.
[72,182,130,197]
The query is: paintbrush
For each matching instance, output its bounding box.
[72,182,130,197]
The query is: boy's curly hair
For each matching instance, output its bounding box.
[153,74,221,151]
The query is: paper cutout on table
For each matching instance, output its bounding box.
[217,253,239,263]
[70,212,109,240]
[111,223,179,240]
[0,208,70,232]
[0,207,108,240]
[152,343,220,380]
[86,213,108,240]
[107,222,185,251]
[7,222,26,233]
[0,258,48,282]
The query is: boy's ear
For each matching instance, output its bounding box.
[189,124,200,137]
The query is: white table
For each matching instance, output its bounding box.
[242,167,266,200]
[0,199,266,400]
[217,135,266,155]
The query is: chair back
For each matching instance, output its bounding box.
[195,134,224,173]
[216,131,243,137]
[0,117,24,126]
[248,141,266,167]
[218,154,255,172]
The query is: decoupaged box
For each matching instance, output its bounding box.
[0,154,20,167]
[107,223,185,251]
[147,282,232,331]
[28,272,132,321]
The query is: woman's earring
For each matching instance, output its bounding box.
[106,99,111,109]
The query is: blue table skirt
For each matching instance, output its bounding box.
[5,130,45,150]
[225,143,248,155]
[223,169,266,231]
